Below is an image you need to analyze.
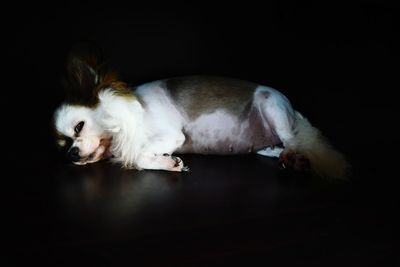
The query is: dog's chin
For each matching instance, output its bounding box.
[73,151,104,165]
[74,138,113,165]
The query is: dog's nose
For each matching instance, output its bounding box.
[68,147,81,162]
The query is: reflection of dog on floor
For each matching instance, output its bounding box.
[53,46,347,178]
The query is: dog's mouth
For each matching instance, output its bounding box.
[74,138,113,165]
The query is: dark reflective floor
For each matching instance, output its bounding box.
[5,147,397,266]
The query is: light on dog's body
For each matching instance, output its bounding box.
[54,49,348,178]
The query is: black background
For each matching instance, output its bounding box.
[7,2,397,158]
[5,1,398,266]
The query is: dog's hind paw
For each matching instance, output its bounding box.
[279,149,310,172]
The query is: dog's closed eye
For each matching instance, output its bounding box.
[74,121,85,135]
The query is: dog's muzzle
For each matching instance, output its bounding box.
[68,147,81,162]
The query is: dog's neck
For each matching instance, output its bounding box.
[96,88,145,168]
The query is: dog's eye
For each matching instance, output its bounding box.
[74,121,85,135]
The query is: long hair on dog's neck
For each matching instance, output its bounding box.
[97,88,145,169]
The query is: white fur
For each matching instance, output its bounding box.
[93,85,187,171]
[255,86,296,143]
[55,81,347,177]
[257,147,283,157]
[55,105,104,157]
[184,109,239,151]
[97,89,145,168]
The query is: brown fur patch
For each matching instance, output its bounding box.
[166,76,257,119]
[97,72,136,100]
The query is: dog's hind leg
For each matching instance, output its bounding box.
[255,86,347,178]
[254,86,309,171]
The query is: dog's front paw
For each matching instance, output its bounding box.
[165,155,189,172]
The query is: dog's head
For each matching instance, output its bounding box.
[53,44,123,165]
[54,104,113,165]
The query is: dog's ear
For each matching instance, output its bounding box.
[63,42,105,105]
[65,42,103,89]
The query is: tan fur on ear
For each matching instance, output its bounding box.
[97,72,136,100]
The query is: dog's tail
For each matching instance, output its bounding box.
[288,112,349,179]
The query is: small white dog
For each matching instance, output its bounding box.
[54,48,347,178]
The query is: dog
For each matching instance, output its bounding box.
[53,47,347,178]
